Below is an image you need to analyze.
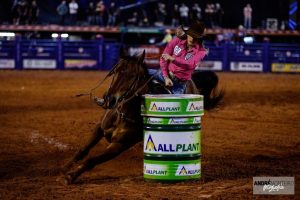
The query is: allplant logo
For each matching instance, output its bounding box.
[145,134,199,153]
[144,164,168,176]
[149,102,181,112]
[175,164,200,176]
[186,102,203,111]
[145,135,156,151]
[168,118,188,124]
[178,166,188,175]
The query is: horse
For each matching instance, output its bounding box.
[62,51,224,184]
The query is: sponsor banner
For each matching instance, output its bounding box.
[144,130,201,155]
[253,177,295,195]
[143,116,201,125]
[141,94,204,117]
[144,159,201,180]
[196,61,223,71]
[143,163,168,176]
[23,59,56,69]
[271,63,300,73]
[230,62,263,72]
[64,59,97,69]
[0,59,15,69]
[128,45,163,67]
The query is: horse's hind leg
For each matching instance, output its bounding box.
[63,123,104,171]
[64,142,123,184]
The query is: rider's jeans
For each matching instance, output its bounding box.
[148,69,186,94]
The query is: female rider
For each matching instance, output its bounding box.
[151,21,207,94]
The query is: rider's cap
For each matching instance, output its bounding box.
[186,21,205,39]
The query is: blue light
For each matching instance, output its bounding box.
[289,1,298,9]
[289,6,298,15]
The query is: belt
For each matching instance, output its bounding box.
[169,72,187,84]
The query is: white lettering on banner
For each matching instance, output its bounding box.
[168,118,189,125]
[196,61,222,71]
[230,62,263,72]
[175,164,201,176]
[144,164,168,176]
[0,59,15,69]
[147,118,163,124]
[23,59,56,69]
[149,102,181,112]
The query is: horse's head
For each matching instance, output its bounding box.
[102,51,148,109]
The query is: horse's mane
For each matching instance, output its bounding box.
[119,54,149,76]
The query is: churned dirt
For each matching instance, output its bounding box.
[0,70,299,200]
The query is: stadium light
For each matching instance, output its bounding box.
[243,36,254,44]
[51,33,59,38]
[61,33,69,38]
[0,32,15,37]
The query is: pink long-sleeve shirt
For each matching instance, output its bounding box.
[160,37,207,81]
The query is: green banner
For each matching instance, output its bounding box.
[143,116,201,125]
[144,159,201,180]
[144,130,201,156]
[141,94,204,117]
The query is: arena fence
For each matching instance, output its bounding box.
[0,39,299,73]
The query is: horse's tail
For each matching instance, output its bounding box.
[192,71,224,110]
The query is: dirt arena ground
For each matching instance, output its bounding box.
[0,70,299,199]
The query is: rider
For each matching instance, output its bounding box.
[151,21,207,94]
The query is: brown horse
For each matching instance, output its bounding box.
[63,51,224,184]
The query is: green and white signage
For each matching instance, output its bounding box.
[141,94,204,117]
[144,130,201,156]
[143,116,201,125]
[144,159,201,180]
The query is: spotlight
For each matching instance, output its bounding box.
[51,33,59,38]
[61,33,69,38]
[243,36,254,44]
[0,32,15,37]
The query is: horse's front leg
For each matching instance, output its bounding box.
[62,123,104,172]
[64,142,124,184]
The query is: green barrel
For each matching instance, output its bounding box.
[142,94,203,182]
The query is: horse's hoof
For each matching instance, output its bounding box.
[64,174,74,185]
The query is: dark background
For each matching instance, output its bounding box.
[0,0,291,28]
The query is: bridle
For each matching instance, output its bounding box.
[75,58,159,124]
[102,59,154,124]
[104,62,142,109]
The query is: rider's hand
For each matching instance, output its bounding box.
[94,97,105,106]
[164,77,173,87]
[161,54,175,62]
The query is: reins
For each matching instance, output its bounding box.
[74,58,161,124]
[74,63,120,101]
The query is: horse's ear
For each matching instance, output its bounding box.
[137,50,145,64]
[119,46,127,58]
